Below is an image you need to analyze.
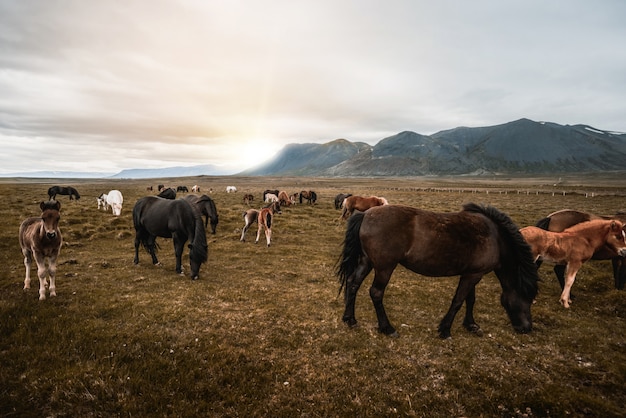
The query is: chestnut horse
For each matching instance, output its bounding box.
[278,190,292,206]
[340,195,388,220]
[337,203,539,338]
[536,209,626,290]
[19,201,63,300]
[521,219,626,308]
[240,201,282,246]
[299,190,317,205]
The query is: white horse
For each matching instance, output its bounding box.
[191,185,200,192]
[226,186,237,193]
[264,193,279,203]
[106,190,124,216]
[97,193,109,211]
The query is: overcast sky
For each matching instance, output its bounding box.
[1,1,625,174]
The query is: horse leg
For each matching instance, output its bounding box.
[255,223,263,244]
[265,226,271,247]
[369,266,397,336]
[438,274,483,339]
[560,262,581,308]
[553,264,566,290]
[461,286,482,336]
[173,235,184,274]
[342,255,373,328]
[48,253,58,297]
[34,253,48,300]
[612,257,626,290]
[23,249,32,290]
[133,234,141,264]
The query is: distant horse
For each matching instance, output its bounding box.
[19,201,63,300]
[191,185,200,193]
[133,196,208,279]
[337,203,539,338]
[106,190,124,216]
[536,209,626,290]
[177,186,189,193]
[299,190,317,205]
[521,219,626,308]
[264,193,279,203]
[47,186,80,201]
[334,193,352,210]
[157,187,176,199]
[158,184,165,191]
[146,186,153,191]
[243,194,254,205]
[263,189,279,201]
[240,201,282,246]
[226,186,237,193]
[97,193,108,210]
[184,194,219,234]
[278,191,292,206]
[341,195,388,220]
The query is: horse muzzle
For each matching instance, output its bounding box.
[46,231,57,239]
[619,248,626,258]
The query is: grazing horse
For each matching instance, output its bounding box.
[106,190,124,216]
[146,186,153,191]
[263,189,279,201]
[536,209,626,290]
[334,193,352,210]
[47,186,80,201]
[341,195,388,220]
[133,196,208,279]
[240,201,282,246]
[177,186,189,193]
[264,193,279,203]
[299,190,317,205]
[97,193,108,210]
[226,186,237,193]
[337,203,539,338]
[521,219,626,308]
[191,185,200,193]
[184,194,219,234]
[158,184,165,191]
[243,194,254,205]
[157,187,176,199]
[19,201,63,300]
[278,191,292,206]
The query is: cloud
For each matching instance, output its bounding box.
[1,1,625,174]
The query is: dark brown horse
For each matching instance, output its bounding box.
[521,219,626,308]
[299,190,317,205]
[47,186,80,201]
[19,201,63,300]
[334,193,352,210]
[337,203,539,338]
[340,195,388,220]
[536,209,626,290]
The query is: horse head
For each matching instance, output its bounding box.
[606,220,626,257]
[40,200,61,239]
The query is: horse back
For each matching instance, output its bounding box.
[360,205,500,276]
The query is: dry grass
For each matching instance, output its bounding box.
[1,175,626,417]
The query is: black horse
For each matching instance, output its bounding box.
[184,194,219,234]
[47,186,80,201]
[337,203,539,338]
[334,193,352,210]
[133,196,208,279]
[177,186,189,193]
[157,187,176,199]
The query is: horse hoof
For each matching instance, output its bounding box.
[387,331,400,338]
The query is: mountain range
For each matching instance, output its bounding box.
[243,118,626,176]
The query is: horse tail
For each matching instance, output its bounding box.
[336,211,366,296]
[266,212,272,229]
[463,203,539,300]
[190,212,208,264]
[535,216,551,230]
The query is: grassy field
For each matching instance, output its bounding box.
[1,175,625,417]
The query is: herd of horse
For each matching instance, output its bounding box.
[18,184,626,340]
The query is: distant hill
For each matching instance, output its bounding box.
[242,118,626,176]
[111,164,236,179]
